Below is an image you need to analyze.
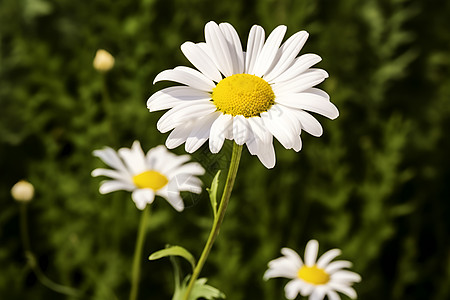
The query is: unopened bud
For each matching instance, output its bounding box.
[11,180,34,202]
[93,49,115,72]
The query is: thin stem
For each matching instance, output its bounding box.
[19,203,80,297]
[183,143,243,300]
[129,205,151,300]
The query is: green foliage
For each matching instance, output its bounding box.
[149,245,196,271]
[172,276,225,300]
[207,171,221,218]
[1,0,450,300]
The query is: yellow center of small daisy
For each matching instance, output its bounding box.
[132,170,168,191]
[212,74,275,118]
[297,265,330,285]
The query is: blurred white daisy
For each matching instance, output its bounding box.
[92,141,205,211]
[147,21,338,168]
[264,240,361,300]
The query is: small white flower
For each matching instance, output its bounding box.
[11,180,35,202]
[148,21,338,169]
[93,49,115,72]
[264,240,361,300]
[92,141,205,211]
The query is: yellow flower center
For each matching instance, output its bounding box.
[132,170,168,191]
[297,265,330,285]
[212,74,275,118]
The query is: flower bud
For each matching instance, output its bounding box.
[93,49,115,72]
[11,180,35,202]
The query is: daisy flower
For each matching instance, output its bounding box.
[91,141,205,211]
[264,240,361,300]
[147,21,338,168]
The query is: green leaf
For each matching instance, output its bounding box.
[172,276,225,300]
[149,246,196,271]
[207,170,221,218]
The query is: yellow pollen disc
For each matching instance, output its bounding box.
[212,73,275,118]
[132,170,168,191]
[297,265,330,285]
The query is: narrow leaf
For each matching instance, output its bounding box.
[207,170,221,217]
[172,276,226,300]
[149,245,196,271]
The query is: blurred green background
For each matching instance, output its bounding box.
[1,0,450,299]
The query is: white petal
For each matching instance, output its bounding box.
[204,21,234,77]
[328,283,358,299]
[185,112,221,153]
[325,260,353,274]
[219,22,244,74]
[267,257,300,277]
[277,92,339,119]
[264,31,309,82]
[246,136,258,155]
[245,25,265,74]
[180,41,222,82]
[310,287,327,300]
[303,87,330,100]
[298,281,315,296]
[247,117,270,145]
[293,135,302,152]
[253,25,287,77]
[256,140,276,169]
[93,147,128,174]
[284,280,303,300]
[261,105,300,149]
[131,189,155,210]
[245,122,276,169]
[169,174,203,194]
[209,114,233,153]
[271,53,322,83]
[272,68,329,96]
[165,121,197,149]
[331,270,362,283]
[232,115,250,145]
[168,162,205,177]
[316,249,342,268]
[296,110,323,137]
[165,188,185,212]
[246,118,274,160]
[145,145,186,172]
[264,267,296,280]
[118,141,147,174]
[326,290,341,300]
[153,67,215,92]
[99,180,134,194]
[281,248,304,268]
[119,141,147,173]
[304,239,319,266]
[147,86,212,112]
[91,168,131,183]
[157,156,192,176]
[157,101,216,133]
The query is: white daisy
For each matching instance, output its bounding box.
[91,141,205,211]
[264,240,361,300]
[147,21,338,168]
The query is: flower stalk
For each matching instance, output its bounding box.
[129,205,151,300]
[183,142,243,300]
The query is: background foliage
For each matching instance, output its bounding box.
[1,0,449,299]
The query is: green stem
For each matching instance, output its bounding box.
[129,205,151,300]
[183,143,243,300]
[19,203,80,297]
